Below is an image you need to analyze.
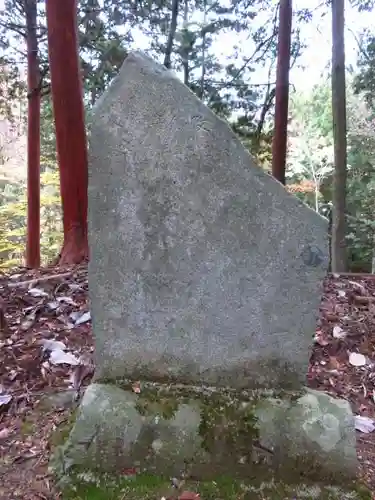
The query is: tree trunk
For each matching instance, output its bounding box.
[25,0,40,268]
[331,0,348,272]
[314,182,319,213]
[181,0,190,85]
[255,86,275,150]
[199,0,207,99]
[371,233,375,274]
[164,0,179,69]
[46,0,89,265]
[271,0,292,185]
[182,59,189,86]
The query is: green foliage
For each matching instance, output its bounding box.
[345,88,375,270]
[39,96,57,166]
[286,83,334,211]
[78,0,131,105]
[0,0,131,112]
[39,169,63,263]
[0,168,62,269]
[354,30,375,111]
[352,0,375,12]
[0,195,26,269]
[287,77,375,272]
[232,118,273,171]
[0,60,26,126]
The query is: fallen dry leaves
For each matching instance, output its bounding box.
[0,266,375,498]
[0,263,93,499]
[177,492,200,500]
[310,274,375,490]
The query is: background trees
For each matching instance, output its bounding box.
[0,0,374,271]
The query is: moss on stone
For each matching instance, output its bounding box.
[129,381,263,458]
[118,380,265,462]
[134,389,179,419]
[198,397,259,455]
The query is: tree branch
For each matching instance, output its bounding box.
[0,20,27,38]
[27,65,49,98]
[255,60,276,143]
[227,5,279,85]
[347,27,370,62]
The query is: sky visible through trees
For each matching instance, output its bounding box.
[127,0,373,92]
[0,0,372,94]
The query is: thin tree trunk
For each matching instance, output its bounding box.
[25,0,40,268]
[255,87,275,150]
[46,0,89,264]
[255,61,276,148]
[199,0,207,99]
[90,89,96,107]
[271,0,292,185]
[164,0,179,69]
[314,183,319,212]
[182,0,189,85]
[182,59,189,86]
[331,0,347,272]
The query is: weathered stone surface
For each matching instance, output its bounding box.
[54,383,205,477]
[88,51,329,390]
[52,383,357,483]
[254,388,358,478]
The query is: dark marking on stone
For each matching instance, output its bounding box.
[301,245,324,267]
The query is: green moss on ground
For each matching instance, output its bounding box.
[49,410,78,449]
[19,417,35,438]
[60,472,371,500]
[62,473,167,500]
[61,473,246,500]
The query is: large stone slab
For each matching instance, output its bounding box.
[51,383,359,488]
[88,51,328,390]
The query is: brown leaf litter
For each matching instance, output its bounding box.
[0,265,375,498]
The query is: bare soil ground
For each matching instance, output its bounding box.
[0,265,374,499]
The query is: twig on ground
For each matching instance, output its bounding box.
[7,272,74,289]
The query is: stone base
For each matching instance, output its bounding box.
[51,382,359,490]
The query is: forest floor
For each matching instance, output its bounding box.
[0,264,375,499]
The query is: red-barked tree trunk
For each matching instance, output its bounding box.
[25,0,41,268]
[46,0,89,264]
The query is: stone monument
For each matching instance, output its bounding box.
[52,52,366,499]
